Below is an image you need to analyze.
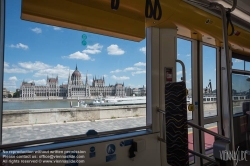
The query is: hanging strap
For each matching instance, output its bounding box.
[111,0,120,10]
[226,9,235,36]
[145,0,162,20]
[145,0,154,18]
[153,0,162,20]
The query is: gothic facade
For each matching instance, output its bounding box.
[20,65,125,99]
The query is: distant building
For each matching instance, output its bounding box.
[90,76,125,97]
[20,65,125,99]
[3,88,15,98]
[127,86,146,96]
[125,87,133,96]
[3,88,7,98]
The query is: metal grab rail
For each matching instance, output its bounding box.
[188,121,230,143]
[157,107,166,142]
[188,149,218,165]
[176,59,186,83]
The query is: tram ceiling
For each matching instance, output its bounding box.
[21,0,250,56]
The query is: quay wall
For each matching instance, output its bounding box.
[3,105,146,127]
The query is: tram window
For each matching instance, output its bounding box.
[245,61,250,71]
[232,74,250,114]
[2,0,147,144]
[204,122,218,156]
[203,98,206,101]
[232,58,244,70]
[176,38,192,120]
[211,98,214,101]
[213,98,216,101]
[202,45,217,117]
[188,127,195,165]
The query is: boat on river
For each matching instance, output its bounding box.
[91,96,146,106]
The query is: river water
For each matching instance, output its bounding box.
[3,100,93,111]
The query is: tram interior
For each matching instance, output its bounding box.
[1,0,250,165]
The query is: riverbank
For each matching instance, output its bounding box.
[3,104,146,127]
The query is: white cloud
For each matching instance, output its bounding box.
[4,76,18,91]
[139,47,146,54]
[234,59,243,63]
[177,71,182,75]
[53,26,61,31]
[3,81,17,91]
[107,44,125,55]
[131,70,146,76]
[111,75,130,80]
[177,54,180,56]
[110,69,122,73]
[31,27,42,34]
[18,61,51,70]
[33,64,74,79]
[134,62,146,67]
[103,74,108,78]
[63,51,91,60]
[186,54,191,56]
[86,73,92,77]
[83,43,103,54]
[4,68,30,74]
[9,76,17,81]
[124,67,142,72]
[10,43,29,50]
[4,62,9,67]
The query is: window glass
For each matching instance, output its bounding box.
[232,74,250,114]
[3,0,146,144]
[176,38,192,120]
[245,61,250,71]
[232,58,244,70]
[203,45,217,117]
[188,127,195,165]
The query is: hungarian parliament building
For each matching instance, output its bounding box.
[20,65,127,99]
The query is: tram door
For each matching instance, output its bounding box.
[176,39,222,165]
[151,28,222,166]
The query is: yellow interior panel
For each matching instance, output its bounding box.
[21,0,250,56]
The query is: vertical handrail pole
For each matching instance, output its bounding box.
[162,111,166,142]
[210,1,237,165]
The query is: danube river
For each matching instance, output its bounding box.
[3,100,93,111]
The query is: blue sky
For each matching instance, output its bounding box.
[4,0,146,91]
[177,39,217,90]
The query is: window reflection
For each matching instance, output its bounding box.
[232,74,250,114]
[232,58,244,70]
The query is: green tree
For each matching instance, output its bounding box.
[8,94,12,98]
[13,91,20,98]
